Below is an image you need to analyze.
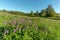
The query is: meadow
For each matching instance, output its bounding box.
[0,11,60,40]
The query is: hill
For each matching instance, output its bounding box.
[0,11,60,40]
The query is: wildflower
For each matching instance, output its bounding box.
[16,26,19,30]
[4,29,9,34]
[17,18,20,22]
[13,20,17,25]
[3,21,7,26]
[9,20,13,26]
[10,19,17,26]
[35,26,38,31]
[21,25,29,30]
[20,18,25,24]
[29,20,32,23]
[13,29,16,33]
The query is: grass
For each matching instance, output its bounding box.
[0,11,60,40]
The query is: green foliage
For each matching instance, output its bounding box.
[0,4,59,40]
[29,11,35,17]
[0,4,56,17]
[34,11,39,16]
[46,4,56,17]
[40,9,46,17]
[41,4,56,17]
[0,16,57,40]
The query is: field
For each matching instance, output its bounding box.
[0,11,60,40]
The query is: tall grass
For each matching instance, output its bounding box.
[0,12,60,40]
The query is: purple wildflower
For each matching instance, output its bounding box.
[29,20,32,23]
[16,26,19,30]
[4,21,7,26]
[13,20,17,25]
[4,29,9,34]
[18,18,20,22]
[14,29,16,33]
[20,18,25,24]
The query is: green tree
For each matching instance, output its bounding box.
[35,11,39,16]
[29,11,34,17]
[46,4,56,17]
[41,9,46,17]
[40,4,56,17]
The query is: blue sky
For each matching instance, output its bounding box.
[0,0,60,13]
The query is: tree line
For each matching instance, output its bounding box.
[0,4,56,17]
[29,4,56,17]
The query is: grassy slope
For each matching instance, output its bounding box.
[0,12,60,40]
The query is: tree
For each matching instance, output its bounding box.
[29,11,34,17]
[41,9,46,17]
[46,4,56,17]
[2,9,7,12]
[35,11,39,16]
[40,4,56,17]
